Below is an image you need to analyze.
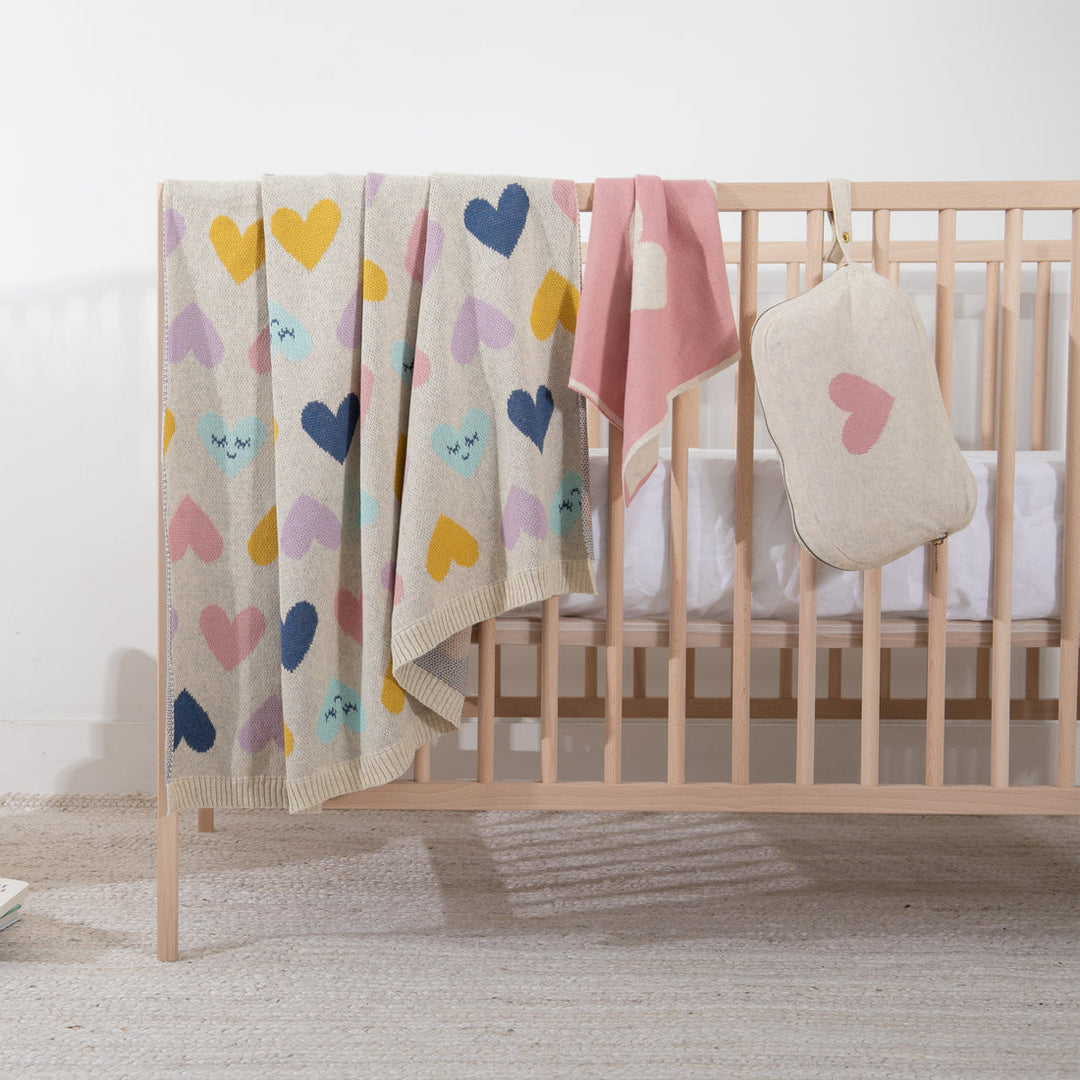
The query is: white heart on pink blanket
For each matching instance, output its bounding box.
[629,201,667,312]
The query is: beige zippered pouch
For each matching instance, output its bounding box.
[750,179,976,571]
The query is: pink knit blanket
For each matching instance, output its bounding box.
[569,177,740,503]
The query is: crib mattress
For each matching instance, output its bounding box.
[552,449,1066,622]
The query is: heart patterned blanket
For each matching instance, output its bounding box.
[162,174,595,813]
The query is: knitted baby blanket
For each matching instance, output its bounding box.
[569,177,740,503]
[163,174,594,813]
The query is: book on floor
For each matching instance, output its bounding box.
[0,878,29,932]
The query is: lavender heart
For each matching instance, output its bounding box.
[337,289,362,348]
[422,220,444,282]
[365,173,386,206]
[281,495,342,558]
[502,485,548,549]
[164,208,186,257]
[451,296,514,364]
[380,560,404,605]
[168,302,225,369]
[238,694,285,753]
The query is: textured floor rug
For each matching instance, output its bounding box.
[1,794,1078,1079]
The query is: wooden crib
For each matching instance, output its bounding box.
[156,181,1080,960]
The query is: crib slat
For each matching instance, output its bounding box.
[605,425,625,783]
[796,210,824,785]
[633,648,647,698]
[778,261,801,708]
[976,260,999,706]
[926,208,956,786]
[668,391,692,784]
[992,209,1024,787]
[477,618,496,784]
[732,209,758,785]
[1057,209,1080,787]
[857,209,892,786]
[540,596,559,783]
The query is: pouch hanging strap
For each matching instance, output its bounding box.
[825,177,852,266]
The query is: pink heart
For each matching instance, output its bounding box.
[501,485,548,549]
[164,208,186,256]
[552,180,578,224]
[334,588,364,645]
[238,694,285,753]
[168,302,224,368]
[168,496,223,563]
[337,289,362,348]
[359,365,374,427]
[829,373,895,455]
[199,604,265,672]
[381,561,405,605]
[405,210,444,284]
[249,325,271,373]
[411,349,431,388]
[281,495,342,558]
[451,296,514,364]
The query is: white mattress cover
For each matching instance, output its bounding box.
[553,449,1066,621]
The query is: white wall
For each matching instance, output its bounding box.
[2,0,1079,793]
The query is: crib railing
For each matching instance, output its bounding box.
[320,181,1080,814]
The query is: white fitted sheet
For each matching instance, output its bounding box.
[554,449,1066,621]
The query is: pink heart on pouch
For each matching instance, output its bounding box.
[238,694,285,753]
[451,296,514,364]
[168,302,225,368]
[381,561,405,605]
[333,588,364,645]
[164,208,186,256]
[501,485,548,549]
[829,373,895,455]
[199,604,265,672]
[552,180,578,224]
[281,495,342,558]
[249,325,271,373]
[168,496,223,563]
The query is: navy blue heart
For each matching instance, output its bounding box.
[507,385,555,452]
[281,600,318,673]
[173,689,216,753]
[464,183,530,258]
[301,394,360,465]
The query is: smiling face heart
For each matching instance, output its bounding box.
[430,408,491,479]
[317,679,366,744]
[267,301,312,361]
[550,470,584,536]
[198,413,267,477]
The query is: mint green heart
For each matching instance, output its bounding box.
[268,301,311,361]
[198,413,267,478]
[550,469,584,536]
[357,489,378,527]
[431,409,490,479]
[391,340,415,384]
[317,679,366,744]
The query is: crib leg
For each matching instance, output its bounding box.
[157,810,179,962]
[197,809,215,833]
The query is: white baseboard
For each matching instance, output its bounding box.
[0,717,1068,795]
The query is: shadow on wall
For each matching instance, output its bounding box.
[57,649,158,795]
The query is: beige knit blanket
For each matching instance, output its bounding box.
[162,174,594,812]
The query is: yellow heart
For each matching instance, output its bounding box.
[363,259,388,301]
[382,661,405,714]
[530,268,579,341]
[270,199,341,271]
[394,433,407,501]
[283,723,294,757]
[248,505,278,566]
[163,408,175,454]
[273,418,278,443]
[209,216,266,284]
[426,515,479,582]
